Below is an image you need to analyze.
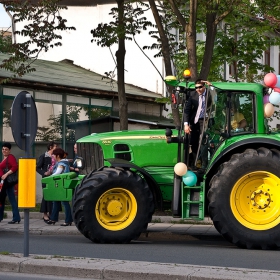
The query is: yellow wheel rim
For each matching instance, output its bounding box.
[95,188,137,231]
[230,171,280,230]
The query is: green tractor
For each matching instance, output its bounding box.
[42,77,280,249]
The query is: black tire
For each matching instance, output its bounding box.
[72,167,154,243]
[208,148,280,249]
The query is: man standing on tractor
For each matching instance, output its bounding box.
[183,79,212,169]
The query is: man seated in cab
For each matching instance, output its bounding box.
[231,103,247,132]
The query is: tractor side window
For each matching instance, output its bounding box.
[230,93,253,134]
[206,91,227,154]
[211,91,227,134]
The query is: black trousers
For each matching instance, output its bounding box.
[40,183,53,214]
[190,119,208,168]
[190,121,201,155]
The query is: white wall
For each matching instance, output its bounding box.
[15,5,165,95]
[270,46,279,75]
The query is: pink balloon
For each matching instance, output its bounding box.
[273,87,280,93]
[263,94,270,104]
[264,73,277,88]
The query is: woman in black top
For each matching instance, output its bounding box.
[36,141,57,223]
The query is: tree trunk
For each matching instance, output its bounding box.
[186,0,198,81]
[199,11,217,79]
[116,0,128,130]
[149,0,180,127]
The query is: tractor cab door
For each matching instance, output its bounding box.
[194,88,255,168]
[193,86,217,168]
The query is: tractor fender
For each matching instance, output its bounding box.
[106,158,163,211]
[206,137,280,187]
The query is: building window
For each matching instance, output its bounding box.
[265,49,270,67]
[229,64,235,76]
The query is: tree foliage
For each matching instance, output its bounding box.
[0,0,75,80]
[145,0,280,83]
[91,2,152,47]
[91,1,153,130]
[0,29,12,53]
[85,107,111,119]
[212,1,280,82]
[145,0,239,81]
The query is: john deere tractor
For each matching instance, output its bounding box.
[43,76,280,249]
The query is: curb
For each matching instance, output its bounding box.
[5,211,213,224]
[0,254,280,280]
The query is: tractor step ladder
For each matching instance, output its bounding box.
[181,182,205,220]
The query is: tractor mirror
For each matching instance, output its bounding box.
[220,132,229,139]
[73,157,85,169]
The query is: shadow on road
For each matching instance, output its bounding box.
[135,231,234,248]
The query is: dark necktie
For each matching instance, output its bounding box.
[194,94,205,123]
[199,94,205,118]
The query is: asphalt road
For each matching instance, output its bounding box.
[0,231,279,271]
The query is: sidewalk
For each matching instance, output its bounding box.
[1,211,215,236]
[1,213,280,279]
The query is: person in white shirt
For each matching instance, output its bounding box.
[183,79,212,168]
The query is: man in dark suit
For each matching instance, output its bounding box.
[183,79,212,168]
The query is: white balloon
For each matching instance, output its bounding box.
[269,91,280,105]
[174,162,188,176]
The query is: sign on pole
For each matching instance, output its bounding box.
[10,91,38,257]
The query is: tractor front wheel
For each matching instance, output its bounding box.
[72,167,154,243]
[208,148,280,249]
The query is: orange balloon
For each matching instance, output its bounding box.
[264,103,274,118]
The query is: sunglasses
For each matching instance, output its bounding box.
[195,85,204,89]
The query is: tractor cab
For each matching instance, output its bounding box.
[165,74,265,220]
[203,86,256,163]
[166,78,264,172]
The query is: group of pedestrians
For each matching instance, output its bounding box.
[36,142,78,226]
[0,141,78,226]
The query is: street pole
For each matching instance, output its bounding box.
[23,93,31,257]
[11,90,38,258]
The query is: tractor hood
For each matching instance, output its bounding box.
[77,129,169,144]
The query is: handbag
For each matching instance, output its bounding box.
[4,155,18,186]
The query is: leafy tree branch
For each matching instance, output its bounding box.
[0,0,75,80]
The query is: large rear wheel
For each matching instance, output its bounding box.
[72,167,154,243]
[208,148,280,249]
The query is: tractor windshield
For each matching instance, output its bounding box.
[196,88,255,166]
[228,92,254,134]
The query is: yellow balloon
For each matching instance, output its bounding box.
[174,162,188,176]
[264,103,274,118]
